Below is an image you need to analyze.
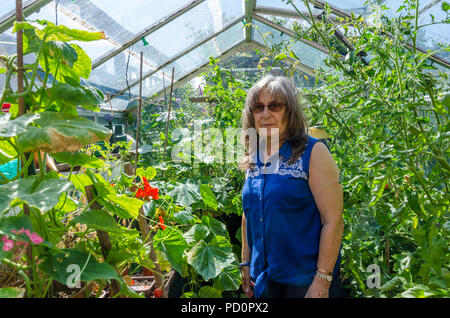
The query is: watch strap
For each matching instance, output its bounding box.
[315,270,333,282]
[239,261,250,269]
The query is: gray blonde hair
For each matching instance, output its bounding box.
[240,75,309,169]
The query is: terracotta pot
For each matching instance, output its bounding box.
[142,267,153,276]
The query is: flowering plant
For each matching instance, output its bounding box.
[135,177,159,201]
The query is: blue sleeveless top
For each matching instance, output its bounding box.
[242,136,341,297]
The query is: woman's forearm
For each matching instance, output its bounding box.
[241,215,251,262]
[316,221,344,274]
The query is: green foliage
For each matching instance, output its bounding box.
[268,0,450,298]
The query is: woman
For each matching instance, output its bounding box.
[240,75,344,298]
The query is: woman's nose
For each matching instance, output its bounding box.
[260,106,271,118]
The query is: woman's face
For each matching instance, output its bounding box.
[252,88,287,140]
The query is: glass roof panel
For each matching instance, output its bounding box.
[88,49,156,92]
[26,2,116,61]
[252,19,328,71]
[131,22,246,98]
[0,0,34,22]
[110,0,244,69]
[55,0,195,44]
[323,0,449,61]
[323,0,438,15]
[417,3,450,60]
[256,0,307,11]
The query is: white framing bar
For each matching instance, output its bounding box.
[252,14,329,54]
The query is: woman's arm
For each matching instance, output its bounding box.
[306,141,344,298]
[241,213,253,298]
[34,151,59,172]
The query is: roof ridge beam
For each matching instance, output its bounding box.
[245,0,256,41]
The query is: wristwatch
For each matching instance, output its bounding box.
[315,269,333,282]
[239,261,250,270]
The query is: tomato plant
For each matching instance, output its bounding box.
[260,0,449,297]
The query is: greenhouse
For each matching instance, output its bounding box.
[0,0,448,300]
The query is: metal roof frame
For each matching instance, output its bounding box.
[91,0,206,70]
[1,0,449,110]
[151,39,319,100]
[109,14,246,102]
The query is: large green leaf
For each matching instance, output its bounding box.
[13,20,105,42]
[0,287,25,298]
[0,113,40,137]
[71,209,121,233]
[0,175,70,214]
[52,151,104,169]
[70,44,93,82]
[69,174,92,196]
[213,265,241,292]
[17,111,111,153]
[186,236,236,281]
[0,215,34,235]
[166,182,202,207]
[199,184,218,210]
[198,286,222,298]
[153,227,188,275]
[47,83,102,112]
[136,166,157,181]
[0,139,17,165]
[39,249,119,285]
[40,43,93,86]
[91,173,142,219]
[42,40,78,67]
[173,210,197,225]
[183,224,210,245]
[201,215,229,240]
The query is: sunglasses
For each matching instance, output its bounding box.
[251,102,284,113]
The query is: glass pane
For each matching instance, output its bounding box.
[0,0,34,23]
[124,0,244,69]
[324,0,438,15]
[417,3,450,60]
[57,0,194,44]
[89,49,155,91]
[132,22,246,98]
[257,0,306,10]
[252,19,328,71]
[26,3,116,62]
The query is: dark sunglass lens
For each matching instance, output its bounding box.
[252,105,264,113]
[268,103,282,111]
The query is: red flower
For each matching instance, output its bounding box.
[1,103,11,113]
[158,215,166,230]
[135,188,145,199]
[153,288,162,298]
[135,177,159,201]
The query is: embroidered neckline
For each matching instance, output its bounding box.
[246,154,307,180]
